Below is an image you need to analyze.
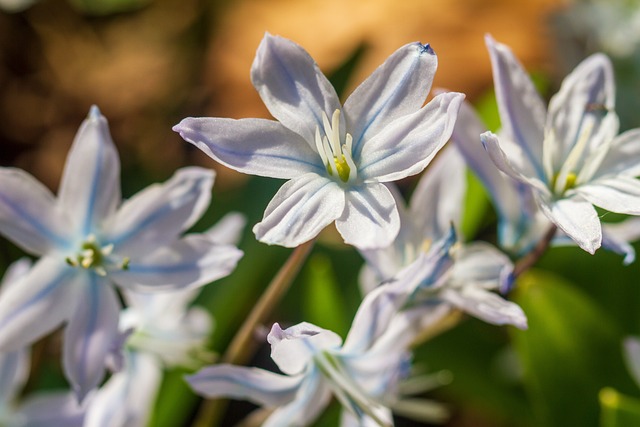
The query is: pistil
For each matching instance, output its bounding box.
[315,110,357,183]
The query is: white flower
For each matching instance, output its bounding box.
[0,259,86,427]
[481,35,640,254]
[0,106,243,400]
[187,277,426,427]
[359,147,525,329]
[174,33,464,249]
[452,98,636,263]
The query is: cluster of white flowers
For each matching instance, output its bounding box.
[1,32,640,426]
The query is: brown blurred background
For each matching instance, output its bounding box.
[0,0,566,193]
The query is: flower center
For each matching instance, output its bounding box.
[65,234,129,276]
[315,109,357,183]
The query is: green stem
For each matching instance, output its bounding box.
[193,239,315,427]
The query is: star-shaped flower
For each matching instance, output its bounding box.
[0,106,243,400]
[481,35,640,254]
[174,33,464,249]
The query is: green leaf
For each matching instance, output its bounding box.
[302,253,350,338]
[600,387,640,427]
[511,270,636,427]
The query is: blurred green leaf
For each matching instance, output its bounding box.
[302,253,350,337]
[600,387,640,427]
[511,270,636,427]
[461,169,490,241]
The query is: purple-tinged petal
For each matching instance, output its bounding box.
[110,235,242,292]
[58,106,121,236]
[485,35,546,180]
[357,92,464,182]
[264,369,331,427]
[344,41,438,155]
[538,195,601,254]
[440,286,527,329]
[624,337,640,389]
[601,223,636,265]
[173,118,323,179]
[336,183,399,249]
[251,33,341,144]
[577,176,640,215]
[268,322,342,375]
[85,352,162,427]
[19,391,86,427]
[590,128,640,179]
[253,173,344,247]
[0,168,71,255]
[187,364,304,407]
[410,146,466,239]
[0,257,75,352]
[63,275,120,402]
[103,167,214,254]
[545,53,617,175]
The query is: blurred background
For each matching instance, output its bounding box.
[2,0,640,426]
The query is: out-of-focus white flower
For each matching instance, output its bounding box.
[0,259,86,427]
[0,106,243,400]
[174,33,464,249]
[481,35,640,254]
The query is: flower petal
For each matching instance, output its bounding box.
[251,33,341,144]
[440,286,527,329]
[601,223,636,265]
[336,183,399,249]
[344,41,438,155]
[109,234,243,292]
[538,195,601,254]
[103,167,214,254]
[173,117,323,178]
[480,131,550,195]
[545,53,617,176]
[0,168,71,255]
[450,242,513,290]
[264,369,331,427]
[268,322,342,375]
[63,275,120,401]
[485,35,546,180]
[58,106,121,236]
[0,257,75,351]
[84,351,162,427]
[624,337,640,389]
[204,212,246,246]
[253,173,344,247]
[187,364,304,407]
[577,176,640,215]
[451,100,526,228]
[357,92,464,182]
[410,146,466,239]
[19,391,86,427]
[0,349,28,407]
[590,128,640,179]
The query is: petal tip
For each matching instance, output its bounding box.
[418,43,435,56]
[88,105,102,119]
